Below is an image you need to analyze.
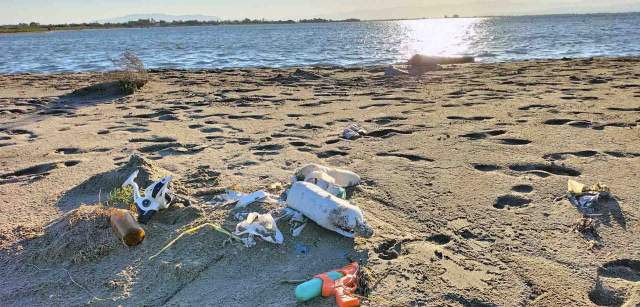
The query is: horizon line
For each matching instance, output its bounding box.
[3,10,639,27]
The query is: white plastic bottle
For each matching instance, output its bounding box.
[286,181,372,238]
[295,164,360,187]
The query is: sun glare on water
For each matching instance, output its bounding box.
[397,18,483,59]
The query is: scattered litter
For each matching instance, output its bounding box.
[280,207,308,236]
[235,191,269,209]
[342,123,368,140]
[295,242,310,255]
[295,262,361,306]
[149,223,241,260]
[207,189,278,209]
[234,212,284,247]
[385,55,475,77]
[567,179,611,210]
[110,209,145,246]
[122,169,174,223]
[208,190,244,206]
[384,65,409,77]
[408,54,475,67]
[267,182,285,193]
[295,164,361,187]
[567,179,610,196]
[287,181,373,238]
[574,217,600,238]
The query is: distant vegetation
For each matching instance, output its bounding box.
[0,18,362,34]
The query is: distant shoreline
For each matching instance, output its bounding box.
[0,18,361,34]
[2,11,638,34]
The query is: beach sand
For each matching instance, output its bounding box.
[0,57,639,306]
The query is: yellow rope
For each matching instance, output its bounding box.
[148,223,241,260]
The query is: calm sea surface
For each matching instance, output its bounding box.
[1,13,639,74]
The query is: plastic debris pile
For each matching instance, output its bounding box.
[200,163,374,247]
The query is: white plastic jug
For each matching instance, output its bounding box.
[303,170,345,198]
[286,181,373,238]
[295,164,360,187]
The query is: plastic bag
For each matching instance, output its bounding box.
[234,212,284,247]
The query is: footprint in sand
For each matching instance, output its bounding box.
[511,184,534,193]
[0,160,81,184]
[603,151,640,158]
[426,234,452,245]
[367,128,417,139]
[494,138,532,145]
[55,147,84,155]
[447,115,494,121]
[375,239,402,260]
[589,259,640,306]
[129,136,177,143]
[508,163,581,177]
[460,129,507,140]
[493,195,532,209]
[518,104,555,111]
[471,163,502,172]
[543,150,598,161]
[251,143,285,156]
[365,116,408,125]
[376,152,433,162]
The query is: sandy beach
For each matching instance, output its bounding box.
[1,57,639,306]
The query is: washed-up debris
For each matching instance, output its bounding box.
[267,182,285,193]
[122,169,174,223]
[235,191,270,209]
[295,262,362,306]
[568,179,610,196]
[110,209,145,246]
[408,54,474,65]
[295,164,361,187]
[304,170,346,198]
[574,217,600,238]
[149,223,241,260]
[384,65,410,77]
[574,217,602,250]
[207,189,279,209]
[234,212,284,247]
[58,154,188,210]
[295,242,310,255]
[280,207,308,236]
[287,181,373,238]
[342,124,368,140]
[385,55,475,77]
[567,179,611,210]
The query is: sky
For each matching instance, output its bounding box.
[2,0,640,24]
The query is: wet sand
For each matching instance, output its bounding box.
[1,57,639,306]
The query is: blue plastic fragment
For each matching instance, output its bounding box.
[295,242,310,255]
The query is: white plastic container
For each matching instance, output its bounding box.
[286,181,373,238]
[295,164,360,187]
[304,171,345,198]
